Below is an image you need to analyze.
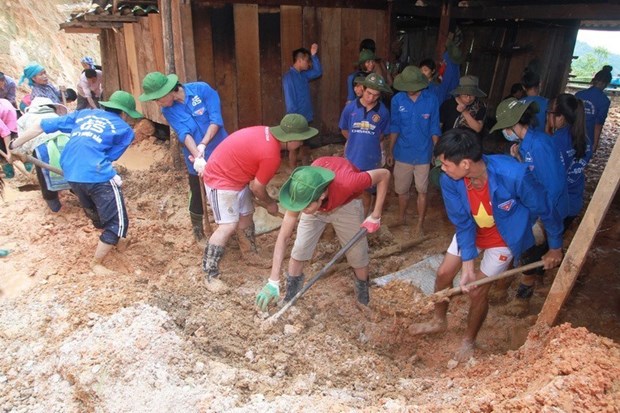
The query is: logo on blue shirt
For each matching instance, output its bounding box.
[498,199,515,211]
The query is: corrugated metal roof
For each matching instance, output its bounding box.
[61,0,158,30]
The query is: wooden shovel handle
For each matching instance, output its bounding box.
[436,260,544,299]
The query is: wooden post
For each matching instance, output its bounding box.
[537,137,620,326]
[435,0,452,62]
[160,0,182,170]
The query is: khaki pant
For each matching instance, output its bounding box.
[291,198,369,268]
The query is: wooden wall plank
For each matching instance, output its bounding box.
[302,7,321,128]
[122,23,141,107]
[280,5,303,74]
[100,30,120,98]
[340,8,361,106]
[179,0,197,81]
[234,4,262,128]
[192,6,215,85]
[317,7,342,132]
[211,5,238,132]
[114,28,131,93]
[148,13,165,72]
[259,11,282,126]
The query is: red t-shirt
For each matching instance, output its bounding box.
[204,126,281,190]
[312,157,372,213]
[465,178,506,249]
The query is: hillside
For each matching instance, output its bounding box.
[0,0,99,99]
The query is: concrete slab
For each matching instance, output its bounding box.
[372,253,461,296]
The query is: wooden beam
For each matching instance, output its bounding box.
[196,0,387,10]
[234,4,262,127]
[82,14,139,22]
[537,137,620,326]
[160,0,175,74]
[61,27,103,34]
[393,2,620,20]
[453,4,620,20]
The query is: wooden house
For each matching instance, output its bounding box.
[61,0,620,132]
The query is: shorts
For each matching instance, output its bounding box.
[70,179,128,245]
[291,198,369,268]
[204,184,254,225]
[393,161,430,195]
[447,234,513,277]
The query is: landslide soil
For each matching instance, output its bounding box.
[1,103,619,411]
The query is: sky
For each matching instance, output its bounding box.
[577,29,620,55]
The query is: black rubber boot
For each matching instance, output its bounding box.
[284,273,305,302]
[190,212,205,242]
[354,279,370,306]
[202,243,225,281]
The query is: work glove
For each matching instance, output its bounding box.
[361,216,381,233]
[256,279,280,311]
[196,143,206,158]
[193,157,207,175]
[112,174,123,187]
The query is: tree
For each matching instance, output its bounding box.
[572,46,610,79]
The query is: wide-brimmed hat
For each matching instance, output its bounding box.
[490,98,533,132]
[139,72,179,101]
[354,75,366,85]
[100,91,143,119]
[359,73,392,94]
[450,75,486,97]
[26,97,68,116]
[393,66,429,92]
[279,166,335,212]
[269,114,318,143]
[357,49,377,65]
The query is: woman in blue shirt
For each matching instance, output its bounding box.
[547,93,590,229]
[490,97,569,313]
[576,65,612,152]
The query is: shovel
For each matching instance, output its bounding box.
[265,227,368,324]
[431,260,544,302]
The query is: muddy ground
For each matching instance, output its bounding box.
[1,109,619,411]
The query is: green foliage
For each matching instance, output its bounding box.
[572,46,611,78]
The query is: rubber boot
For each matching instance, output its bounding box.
[190,212,205,242]
[83,207,103,229]
[354,278,370,306]
[202,243,225,281]
[283,273,305,302]
[237,223,271,268]
[46,198,62,213]
[502,283,533,317]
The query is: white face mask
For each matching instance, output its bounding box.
[502,129,520,142]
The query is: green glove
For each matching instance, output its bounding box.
[256,280,280,311]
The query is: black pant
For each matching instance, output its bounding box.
[188,173,203,216]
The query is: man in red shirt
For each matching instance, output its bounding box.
[201,114,317,290]
[255,156,390,310]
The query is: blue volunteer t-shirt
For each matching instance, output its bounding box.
[390,89,441,165]
[519,128,569,220]
[575,86,611,146]
[162,82,228,174]
[520,95,548,132]
[339,99,390,171]
[551,126,591,217]
[40,109,134,183]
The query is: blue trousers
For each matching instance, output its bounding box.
[70,180,128,245]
